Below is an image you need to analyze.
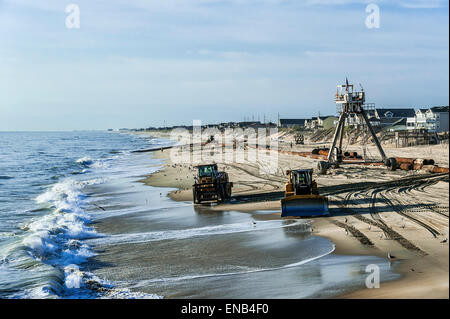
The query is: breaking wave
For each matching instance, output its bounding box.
[76,157,94,167]
[17,179,101,297]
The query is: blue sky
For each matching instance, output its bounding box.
[0,0,448,130]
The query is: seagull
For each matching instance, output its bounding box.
[401,224,406,229]
[368,225,371,231]
[387,252,396,259]
[344,217,348,223]
[345,229,349,236]
[440,238,448,243]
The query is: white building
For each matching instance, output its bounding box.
[407,106,449,133]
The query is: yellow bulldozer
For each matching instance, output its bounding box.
[281,169,329,217]
[192,164,233,204]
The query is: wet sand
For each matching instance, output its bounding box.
[86,182,397,299]
[141,135,449,298]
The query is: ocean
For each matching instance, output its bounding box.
[0,131,398,299]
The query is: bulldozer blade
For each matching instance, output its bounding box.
[281,195,329,217]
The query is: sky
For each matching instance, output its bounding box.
[0,0,448,131]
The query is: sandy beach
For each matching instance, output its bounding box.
[141,131,449,298]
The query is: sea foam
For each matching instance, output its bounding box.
[76,157,93,166]
[21,178,102,296]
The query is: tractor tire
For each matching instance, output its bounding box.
[226,184,232,199]
[193,188,199,204]
[318,161,329,175]
[217,185,225,203]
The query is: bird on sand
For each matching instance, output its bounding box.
[401,224,406,229]
[345,229,349,236]
[440,238,448,243]
[368,225,371,231]
[344,217,348,223]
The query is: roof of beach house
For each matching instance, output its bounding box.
[375,108,416,118]
[429,106,449,113]
[279,119,308,125]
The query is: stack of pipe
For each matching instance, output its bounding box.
[395,157,415,171]
[431,166,449,173]
[392,157,444,172]
[248,144,448,173]
[342,151,363,160]
[312,148,329,155]
[312,148,364,159]
[413,158,435,170]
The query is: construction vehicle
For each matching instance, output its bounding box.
[294,134,304,145]
[192,164,233,204]
[281,169,329,217]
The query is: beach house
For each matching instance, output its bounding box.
[278,118,308,128]
[407,106,449,132]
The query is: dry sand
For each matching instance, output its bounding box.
[140,132,449,299]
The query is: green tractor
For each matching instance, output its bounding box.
[192,164,233,204]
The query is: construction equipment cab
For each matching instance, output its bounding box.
[281,169,329,217]
[193,164,233,204]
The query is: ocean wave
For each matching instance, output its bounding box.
[1,131,161,299]
[76,157,94,167]
[76,156,117,170]
[19,178,105,297]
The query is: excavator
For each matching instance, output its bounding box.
[281,169,329,217]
